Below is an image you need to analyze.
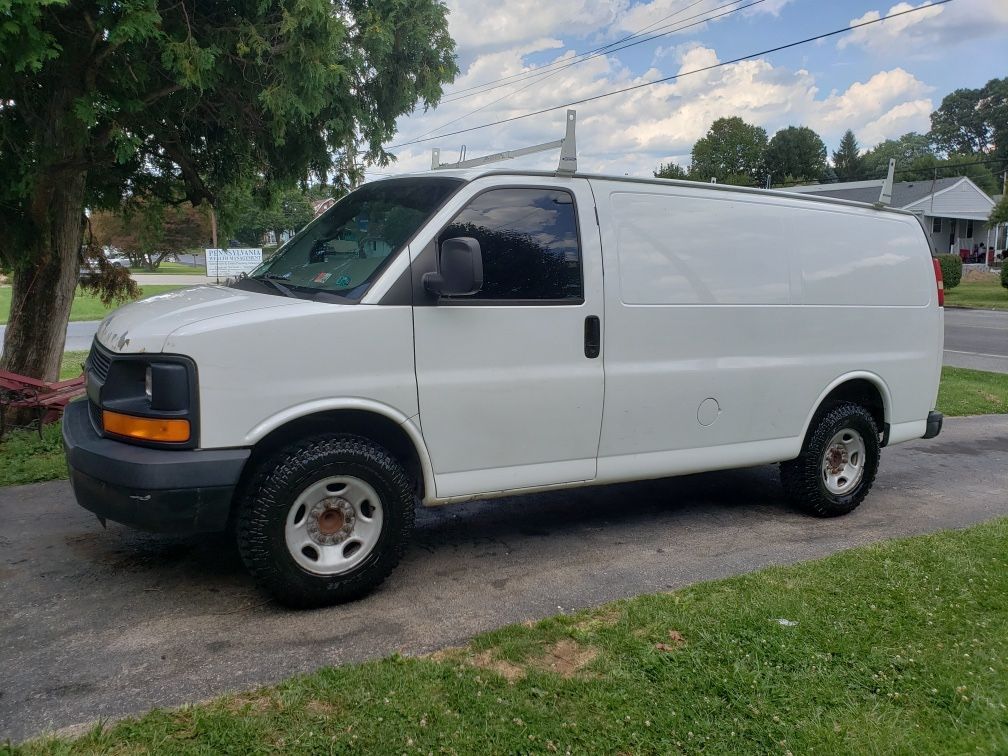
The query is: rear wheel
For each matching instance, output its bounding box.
[236,434,415,608]
[780,402,880,517]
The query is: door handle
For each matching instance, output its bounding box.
[584,315,601,359]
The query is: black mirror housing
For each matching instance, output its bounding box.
[423,237,483,298]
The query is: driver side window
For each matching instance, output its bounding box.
[438,187,583,302]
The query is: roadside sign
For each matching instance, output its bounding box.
[205,248,262,280]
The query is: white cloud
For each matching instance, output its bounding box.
[615,0,794,35]
[372,44,936,182]
[444,0,623,52]
[838,0,1008,55]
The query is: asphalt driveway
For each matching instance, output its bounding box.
[2,415,1007,742]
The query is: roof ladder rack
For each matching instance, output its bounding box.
[431,110,577,176]
[875,158,895,208]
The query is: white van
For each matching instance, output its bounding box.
[64,168,945,607]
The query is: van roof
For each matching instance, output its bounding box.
[372,168,919,217]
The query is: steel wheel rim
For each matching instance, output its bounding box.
[821,428,866,496]
[284,475,384,575]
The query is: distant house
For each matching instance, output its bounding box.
[789,177,1002,265]
[312,197,336,216]
[261,198,337,247]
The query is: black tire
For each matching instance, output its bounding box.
[780,402,880,517]
[236,434,415,608]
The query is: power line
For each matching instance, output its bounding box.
[385,0,954,154]
[413,0,763,143]
[440,0,750,104]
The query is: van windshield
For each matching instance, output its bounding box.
[245,177,463,300]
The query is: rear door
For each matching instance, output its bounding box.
[411,177,604,499]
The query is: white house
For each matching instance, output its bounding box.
[789,177,1002,265]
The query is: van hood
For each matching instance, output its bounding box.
[97,285,301,353]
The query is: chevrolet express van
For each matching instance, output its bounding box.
[64,169,944,607]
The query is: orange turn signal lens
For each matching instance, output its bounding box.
[102,410,190,443]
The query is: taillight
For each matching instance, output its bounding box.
[931,257,944,307]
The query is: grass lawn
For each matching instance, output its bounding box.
[945,276,1008,310]
[938,366,1008,416]
[0,284,186,325]
[16,518,1008,753]
[0,366,1005,489]
[127,261,203,275]
[0,352,88,487]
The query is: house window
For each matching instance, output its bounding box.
[966,219,974,238]
[932,217,942,234]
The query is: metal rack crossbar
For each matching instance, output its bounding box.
[431,110,577,175]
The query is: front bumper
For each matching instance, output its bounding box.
[62,400,250,533]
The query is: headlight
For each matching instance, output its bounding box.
[86,342,199,448]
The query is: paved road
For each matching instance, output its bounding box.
[943,308,1008,373]
[2,415,1006,742]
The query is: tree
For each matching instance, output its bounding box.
[832,130,863,182]
[990,194,1008,226]
[0,0,457,381]
[977,78,1008,165]
[860,133,936,179]
[763,126,827,185]
[690,117,768,186]
[654,161,690,180]
[930,87,992,156]
[930,78,1008,164]
[218,185,315,246]
[91,201,211,270]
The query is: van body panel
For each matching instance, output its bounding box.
[163,304,419,449]
[97,285,301,354]
[590,177,941,468]
[410,175,606,498]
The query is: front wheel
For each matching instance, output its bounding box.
[236,434,415,608]
[780,402,880,517]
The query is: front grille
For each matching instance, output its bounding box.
[85,338,112,382]
[88,399,102,433]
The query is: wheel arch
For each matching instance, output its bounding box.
[240,400,435,502]
[800,372,891,445]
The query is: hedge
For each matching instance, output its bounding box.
[935,254,962,290]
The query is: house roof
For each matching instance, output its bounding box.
[789,177,964,207]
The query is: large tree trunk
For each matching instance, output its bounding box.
[0,169,88,382]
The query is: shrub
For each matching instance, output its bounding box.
[936,254,962,290]
[1001,261,1008,290]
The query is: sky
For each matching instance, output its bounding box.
[364,0,1008,181]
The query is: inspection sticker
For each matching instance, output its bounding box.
[335,275,352,287]
[313,271,332,284]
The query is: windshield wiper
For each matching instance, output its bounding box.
[253,274,296,298]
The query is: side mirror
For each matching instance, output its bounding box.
[423,237,483,298]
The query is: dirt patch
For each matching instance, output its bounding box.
[533,639,599,678]
[464,638,600,682]
[221,691,280,715]
[572,607,622,632]
[471,650,527,682]
[962,269,998,283]
[304,699,341,717]
[655,629,686,653]
[428,646,467,663]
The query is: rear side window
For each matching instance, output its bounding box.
[439,188,583,301]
